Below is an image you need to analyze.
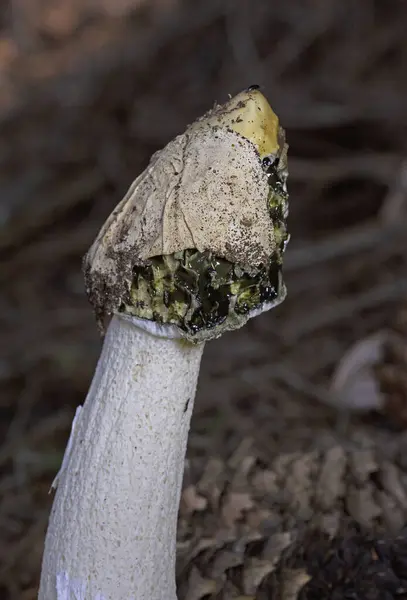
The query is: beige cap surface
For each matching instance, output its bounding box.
[84,88,287,324]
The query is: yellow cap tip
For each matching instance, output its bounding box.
[209,87,280,158]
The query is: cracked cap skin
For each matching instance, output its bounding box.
[84,86,289,342]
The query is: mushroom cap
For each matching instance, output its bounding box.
[84,88,289,340]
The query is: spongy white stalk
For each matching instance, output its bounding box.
[39,314,204,600]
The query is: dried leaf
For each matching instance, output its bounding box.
[346,484,382,527]
[314,446,346,511]
[251,469,279,495]
[330,331,388,412]
[228,438,254,469]
[184,566,217,600]
[314,511,341,537]
[180,484,208,516]
[262,532,293,563]
[375,490,405,533]
[209,547,245,579]
[197,457,224,503]
[283,453,315,520]
[186,538,219,563]
[348,448,378,484]
[231,456,257,490]
[243,558,276,595]
[280,568,311,600]
[221,492,254,528]
[379,461,407,509]
[246,508,274,530]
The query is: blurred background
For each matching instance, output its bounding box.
[1,0,407,597]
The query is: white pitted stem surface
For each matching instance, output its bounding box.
[38,314,204,600]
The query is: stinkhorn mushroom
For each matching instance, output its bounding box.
[38,86,289,600]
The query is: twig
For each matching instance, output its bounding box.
[0,170,103,255]
[240,361,332,406]
[284,221,404,271]
[0,409,72,468]
[224,0,265,84]
[289,154,400,184]
[283,279,407,341]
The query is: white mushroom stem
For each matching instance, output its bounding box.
[39,86,289,599]
[39,314,204,600]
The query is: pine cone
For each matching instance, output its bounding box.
[330,302,407,424]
